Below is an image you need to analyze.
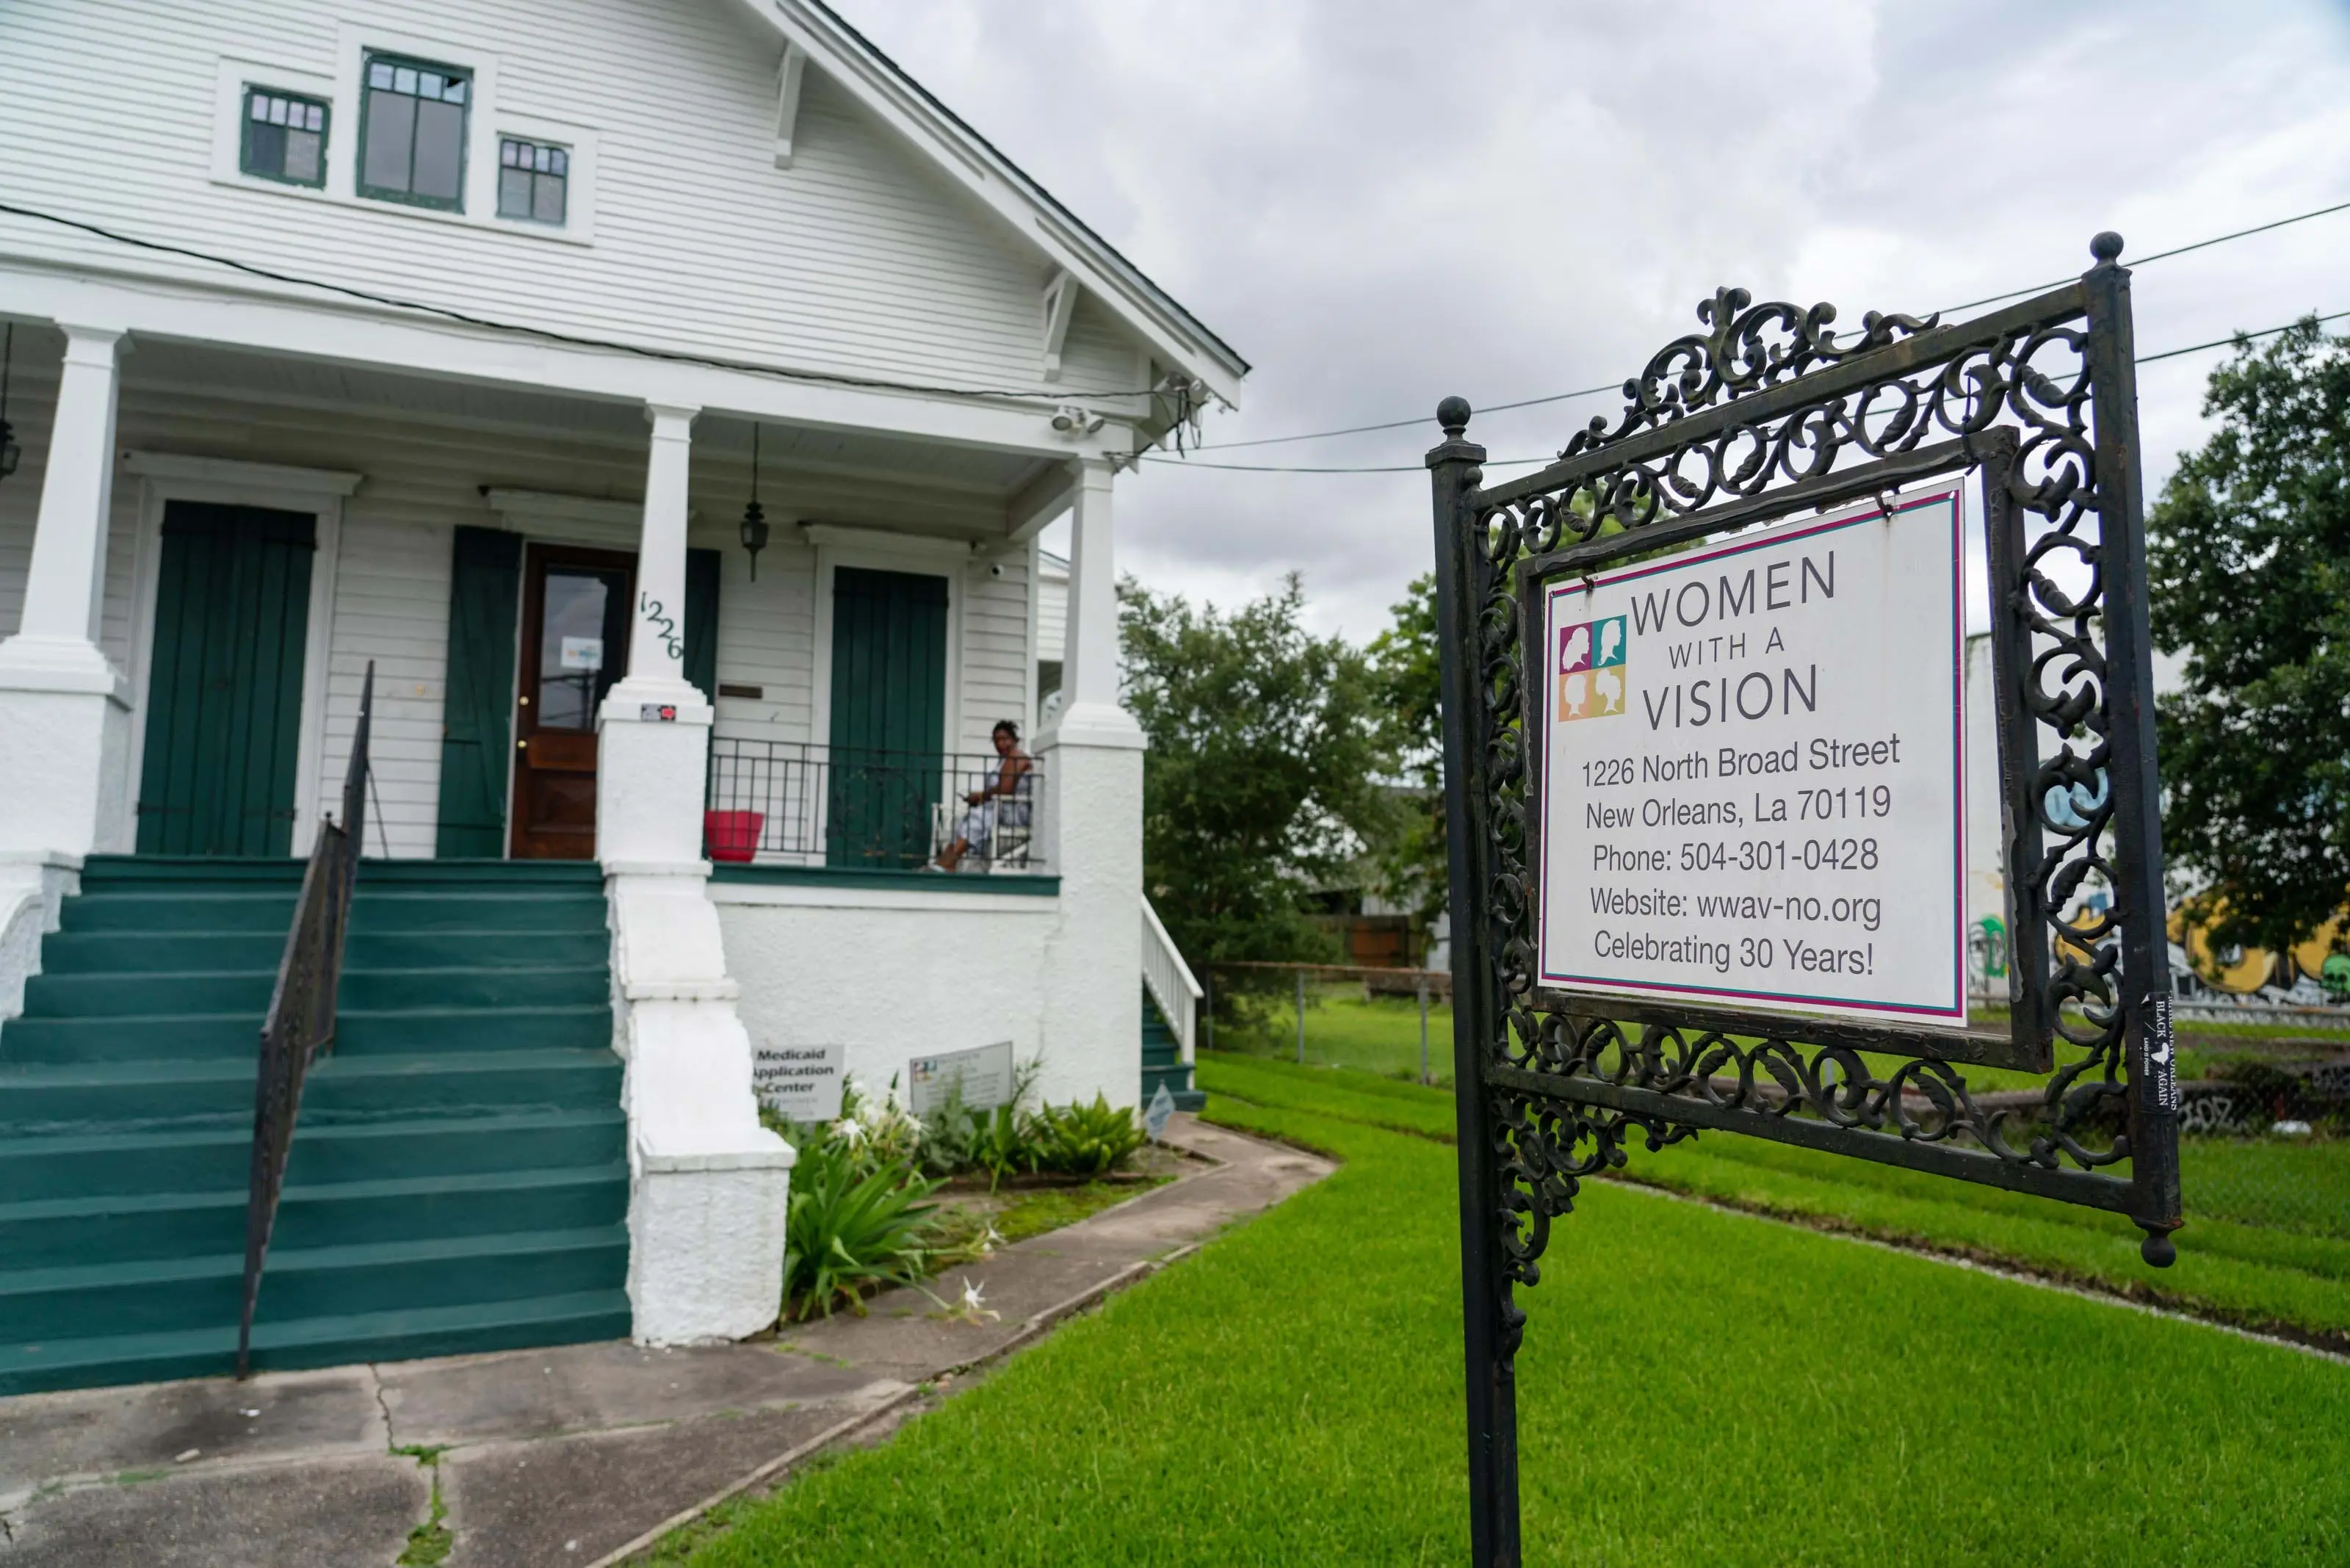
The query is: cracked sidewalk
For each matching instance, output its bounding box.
[0,1114,1331,1567]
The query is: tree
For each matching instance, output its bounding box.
[2148,316,2350,955]
[1364,572,1447,933]
[1119,573,1396,969]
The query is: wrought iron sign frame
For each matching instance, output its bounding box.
[1425,234,2180,1568]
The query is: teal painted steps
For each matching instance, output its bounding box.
[0,856,632,1396]
[1141,986,1206,1112]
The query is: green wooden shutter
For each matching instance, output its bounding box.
[826,567,948,867]
[137,503,316,857]
[684,547,721,703]
[434,526,521,859]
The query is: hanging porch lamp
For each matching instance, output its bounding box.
[0,325,21,483]
[739,422,770,580]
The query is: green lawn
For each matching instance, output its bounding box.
[679,1057,2350,1566]
[1204,1052,2350,1340]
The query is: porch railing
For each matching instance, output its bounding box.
[705,737,1044,873]
[1141,896,1200,1067]
[236,662,372,1378]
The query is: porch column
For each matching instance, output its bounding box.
[1057,458,1135,737]
[625,402,695,687]
[598,400,793,1345]
[1036,457,1146,1109]
[599,402,706,867]
[0,322,134,861]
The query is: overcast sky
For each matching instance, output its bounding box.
[837,0,2350,643]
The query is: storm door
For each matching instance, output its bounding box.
[825,566,947,868]
[136,502,316,856]
[510,543,633,859]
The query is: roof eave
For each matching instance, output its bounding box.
[745,0,1248,406]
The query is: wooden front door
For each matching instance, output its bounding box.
[136,502,316,856]
[510,544,634,859]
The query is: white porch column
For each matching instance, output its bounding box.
[1057,458,1133,735]
[1036,458,1146,1109]
[0,323,133,1024]
[624,402,695,687]
[599,400,793,1345]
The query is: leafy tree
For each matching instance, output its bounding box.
[1364,572,1447,933]
[1119,573,1396,970]
[2148,317,2350,955]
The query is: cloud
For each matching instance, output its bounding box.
[839,0,2350,640]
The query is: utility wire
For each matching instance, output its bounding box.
[1138,308,2350,473]
[0,198,1171,405]
[1184,193,2350,455]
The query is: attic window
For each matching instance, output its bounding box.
[359,53,471,211]
[497,137,568,225]
[242,89,328,187]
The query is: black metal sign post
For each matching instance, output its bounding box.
[1428,235,2180,1567]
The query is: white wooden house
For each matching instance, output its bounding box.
[0,0,1232,1392]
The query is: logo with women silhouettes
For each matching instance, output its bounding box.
[1556,614,1627,721]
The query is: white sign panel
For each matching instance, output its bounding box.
[753,1041,845,1122]
[909,1041,1018,1117]
[560,635,604,671]
[1536,485,1967,1027]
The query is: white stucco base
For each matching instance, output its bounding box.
[713,712,1147,1116]
[0,640,133,861]
[0,851,78,1027]
[600,696,795,1345]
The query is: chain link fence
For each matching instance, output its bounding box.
[1204,967,2350,1244]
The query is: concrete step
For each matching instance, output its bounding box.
[0,1226,628,1343]
[0,1163,629,1267]
[0,1108,627,1202]
[0,1288,632,1397]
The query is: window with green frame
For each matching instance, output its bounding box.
[497,137,568,225]
[242,88,329,187]
[358,53,471,210]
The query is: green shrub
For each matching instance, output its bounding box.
[781,1139,947,1320]
[1032,1096,1146,1177]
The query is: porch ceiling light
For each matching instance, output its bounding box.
[740,422,770,579]
[0,325,17,483]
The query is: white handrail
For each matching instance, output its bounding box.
[1140,895,1201,1065]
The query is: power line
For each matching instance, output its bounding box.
[0,198,1170,406]
[2134,308,2350,364]
[1937,197,2350,314]
[1138,308,2349,473]
[1185,193,2350,455]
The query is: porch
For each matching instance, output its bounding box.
[0,317,1167,1376]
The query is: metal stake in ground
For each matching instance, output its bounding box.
[1419,978,1431,1086]
[1295,969,1306,1065]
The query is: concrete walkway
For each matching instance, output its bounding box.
[0,1116,1329,1567]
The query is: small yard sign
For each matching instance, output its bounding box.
[908,1041,1017,1117]
[753,1041,844,1122]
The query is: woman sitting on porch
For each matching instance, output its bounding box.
[933,720,1033,872]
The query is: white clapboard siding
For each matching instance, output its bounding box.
[1036,550,1069,665]
[0,0,1145,399]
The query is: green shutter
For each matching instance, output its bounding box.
[684,547,721,703]
[137,503,316,857]
[826,567,948,868]
[435,527,521,859]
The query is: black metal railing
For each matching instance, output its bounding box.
[705,736,1042,872]
[236,662,372,1377]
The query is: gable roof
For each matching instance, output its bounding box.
[742,0,1249,407]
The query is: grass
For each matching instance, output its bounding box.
[988,1177,1174,1243]
[677,1055,2350,1566]
[1202,1052,2350,1342]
